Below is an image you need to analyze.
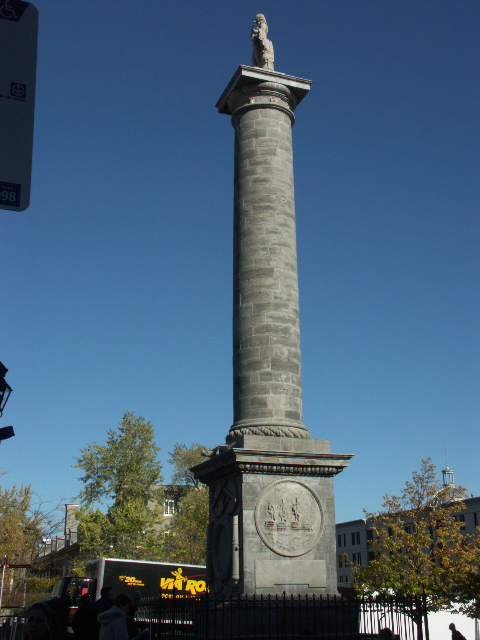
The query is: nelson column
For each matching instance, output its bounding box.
[193,15,353,596]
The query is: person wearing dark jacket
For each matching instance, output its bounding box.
[97,595,146,640]
[93,586,114,615]
[71,594,95,640]
[97,595,130,640]
[124,591,143,639]
[23,603,60,640]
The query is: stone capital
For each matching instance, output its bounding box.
[216,65,312,126]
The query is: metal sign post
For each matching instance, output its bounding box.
[0,0,38,211]
[0,557,7,610]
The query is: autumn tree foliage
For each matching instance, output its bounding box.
[352,459,480,617]
[0,482,61,606]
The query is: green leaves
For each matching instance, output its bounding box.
[75,412,163,508]
[163,443,209,564]
[164,486,209,565]
[168,443,208,489]
[75,412,165,565]
[74,429,211,567]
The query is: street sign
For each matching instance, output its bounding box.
[0,0,38,211]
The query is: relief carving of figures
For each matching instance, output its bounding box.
[255,480,324,557]
[292,497,300,522]
[279,499,287,523]
[250,14,274,71]
[267,501,275,521]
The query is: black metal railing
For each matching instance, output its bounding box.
[0,617,24,640]
[0,594,428,640]
[138,593,428,640]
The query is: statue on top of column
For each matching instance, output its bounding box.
[250,14,274,71]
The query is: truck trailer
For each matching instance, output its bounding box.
[42,558,207,633]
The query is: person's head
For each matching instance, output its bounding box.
[100,586,112,598]
[256,14,266,25]
[378,628,394,640]
[25,604,53,640]
[114,594,130,615]
[126,590,142,613]
[449,624,456,632]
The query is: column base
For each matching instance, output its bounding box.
[192,436,353,596]
[227,422,311,442]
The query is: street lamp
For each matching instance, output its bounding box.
[0,362,12,417]
[0,426,14,441]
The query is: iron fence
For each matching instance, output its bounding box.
[0,594,428,640]
[139,593,428,640]
[0,617,24,640]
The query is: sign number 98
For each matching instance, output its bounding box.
[0,182,21,207]
[2,190,17,202]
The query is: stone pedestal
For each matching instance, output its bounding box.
[193,436,352,595]
[192,65,353,598]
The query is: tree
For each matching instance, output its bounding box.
[74,412,165,564]
[164,444,209,564]
[0,484,61,607]
[352,459,480,620]
[76,411,163,507]
[168,443,209,488]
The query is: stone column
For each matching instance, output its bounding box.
[223,67,311,442]
[192,67,353,599]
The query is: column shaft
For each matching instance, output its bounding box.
[228,81,309,441]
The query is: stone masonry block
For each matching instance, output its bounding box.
[253,324,293,337]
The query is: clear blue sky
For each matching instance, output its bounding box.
[2,0,479,525]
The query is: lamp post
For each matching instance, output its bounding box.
[0,362,14,443]
[0,363,12,417]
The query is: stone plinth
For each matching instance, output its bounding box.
[193,436,352,595]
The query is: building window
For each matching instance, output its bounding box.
[368,551,375,563]
[454,514,466,530]
[404,523,414,534]
[474,512,478,528]
[356,531,360,545]
[338,556,343,568]
[339,576,344,583]
[338,534,342,547]
[164,499,175,516]
[351,532,355,545]
[352,553,361,566]
[367,529,374,542]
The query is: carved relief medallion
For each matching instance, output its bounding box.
[255,480,323,557]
